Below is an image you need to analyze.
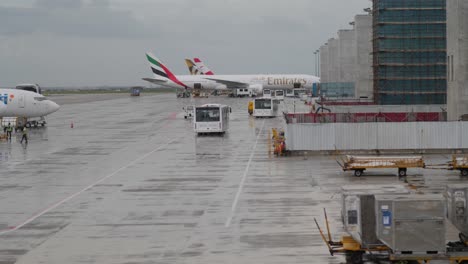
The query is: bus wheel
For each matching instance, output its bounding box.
[462,169,468,177]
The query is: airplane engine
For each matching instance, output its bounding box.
[248,84,263,94]
[215,84,227,90]
[193,83,203,89]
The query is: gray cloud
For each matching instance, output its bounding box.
[0,0,149,38]
[0,0,370,87]
[35,0,84,9]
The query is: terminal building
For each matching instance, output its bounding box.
[447,0,468,121]
[319,14,373,100]
[372,0,447,105]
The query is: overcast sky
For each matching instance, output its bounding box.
[0,0,370,87]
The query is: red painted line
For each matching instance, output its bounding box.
[168,112,177,120]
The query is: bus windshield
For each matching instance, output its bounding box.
[255,99,272,109]
[196,107,220,122]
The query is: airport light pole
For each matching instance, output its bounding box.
[316,49,320,77]
[313,51,318,76]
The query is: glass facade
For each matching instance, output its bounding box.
[320,82,355,98]
[373,0,447,105]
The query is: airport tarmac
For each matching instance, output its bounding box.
[0,93,466,264]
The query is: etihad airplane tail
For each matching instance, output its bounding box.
[185,59,200,75]
[193,58,214,75]
[145,52,187,88]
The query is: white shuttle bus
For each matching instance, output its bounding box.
[194,104,230,134]
[253,98,279,118]
[285,89,294,97]
[293,88,306,98]
[275,90,285,100]
[263,89,272,98]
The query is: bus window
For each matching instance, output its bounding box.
[196,107,220,122]
[255,99,272,109]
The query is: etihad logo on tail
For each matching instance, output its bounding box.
[185,59,200,75]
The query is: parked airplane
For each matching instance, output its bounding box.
[185,58,214,75]
[0,88,60,118]
[143,52,320,93]
[193,58,214,75]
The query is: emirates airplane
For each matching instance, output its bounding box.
[143,52,320,93]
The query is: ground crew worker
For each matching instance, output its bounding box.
[6,123,13,140]
[20,127,28,144]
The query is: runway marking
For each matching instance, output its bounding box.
[0,137,178,236]
[225,120,265,227]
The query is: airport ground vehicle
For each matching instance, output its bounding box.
[130,86,143,96]
[450,156,468,176]
[263,89,272,98]
[315,186,468,264]
[285,89,294,97]
[338,155,425,177]
[1,117,46,130]
[274,90,285,100]
[183,105,194,119]
[248,101,253,115]
[253,98,279,118]
[193,104,230,135]
[427,156,468,176]
[235,88,254,97]
[293,88,306,97]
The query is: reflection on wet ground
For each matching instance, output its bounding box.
[0,94,465,264]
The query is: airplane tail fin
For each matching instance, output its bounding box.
[193,58,214,75]
[185,59,200,75]
[145,52,187,88]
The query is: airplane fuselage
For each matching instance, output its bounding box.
[0,89,60,118]
[166,74,319,91]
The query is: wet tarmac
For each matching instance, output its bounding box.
[0,93,466,264]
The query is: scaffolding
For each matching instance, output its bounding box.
[372,0,447,105]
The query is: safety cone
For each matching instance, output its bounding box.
[71,122,74,128]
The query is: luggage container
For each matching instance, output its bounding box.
[447,184,468,239]
[375,194,446,254]
[341,185,409,248]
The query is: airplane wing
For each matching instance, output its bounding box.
[142,78,173,88]
[203,78,249,89]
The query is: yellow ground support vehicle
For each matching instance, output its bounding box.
[338,155,425,177]
[248,101,253,115]
[271,128,287,156]
[450,156,468,176]
[425,155,468,176]
[315,208,468,264]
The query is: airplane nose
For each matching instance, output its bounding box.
[48,101,60,113]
